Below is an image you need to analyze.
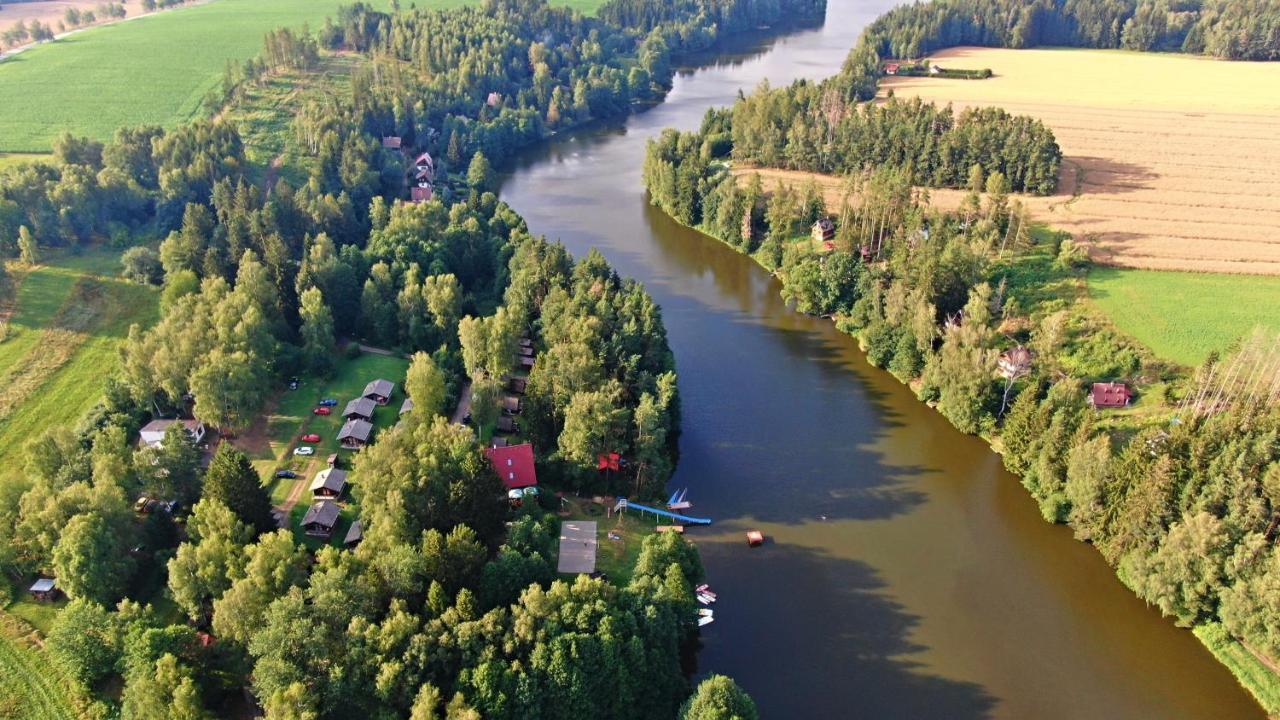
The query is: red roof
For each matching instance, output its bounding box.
[1090,382,1131,408]
[410,185,433,203]
[484,443,537,489]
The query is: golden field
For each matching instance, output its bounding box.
[877,47,1280,274]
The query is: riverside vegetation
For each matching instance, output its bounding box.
[642,0,1280,711]
[0,0,839,716]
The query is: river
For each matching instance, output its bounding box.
[498,1,1263,716]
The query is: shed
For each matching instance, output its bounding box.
[507,377,527,395]
[337,419,374,449]
[310,468,347,499]
[1090,382,1132,409]
[139,418,206,449]
[490,436,509,448]
[518,355,535,369]
[343,397,377,421]
[29,578,58,601]
[518,338,533,348]
[381,136,402,150]
[502,395,521,414]
[399,397,414,416]
[518,346,534,357]
[484,443,537,489]
[363,379,395,405]
[302,501,340,538]
[327,453,339,468]
[812,217,835,243]
[496,416,516,434]
[997,347,1033,379]
[343,520,363,548]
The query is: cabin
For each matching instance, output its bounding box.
[484,442,537,489]
[337,419,374,450]
[413,152,435,182]
[883,62,900,75]
[381,136,402,150]
[310,468,347,500]
[139,418,206,449]
[496,416,516,434]
[490,436,509,448]
[518,355,535,370]
[501,395,521,415]
[1090,382,1132,409]
[411,185,433,203]
[518,337,533,349]
[518,345,534,358]
[507,377,527,395]
[343,397,377,421]
[29,578,58,601]
[363,379,395,405]
[997,347,1033,379]
[301,500,340,539]
[812,217,835,243]
[343,520,363,549]
[399,397,414,416]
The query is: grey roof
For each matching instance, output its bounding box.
[399,397,414,415]
[302,500,340,528]
[338,419,374,442]
[30,578,55,593]
[343,397,377,419]
[310,468,347,494]
[344,520,363,546]
[363,379,395,398]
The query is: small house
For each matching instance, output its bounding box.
[310,468,347,500]
[484,443,537,489]
[413,152,435,181]
[363,379,395,405]
[812,217,835,243]
[496,416,516,434]
[139,418,206,449]
[507,377,527,394]
[338,419,374,450]
[343,520,363,549]
[997,347,1033,379]
[381,136,402,150]
[343,397,377,421]
[883,62,900,75]
[518,346,534,358]
[410,185,433,203]
[29,578,58,601]
[399,397,414,416]
[502,395,521,415]
[518,338,533,349]
[301,500,340,539]
[1090,382,1132,409]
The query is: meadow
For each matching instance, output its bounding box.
[1087,267,1280,367]
[0,0,606,153]
[882,47,1280,275]
[0,612,77,720]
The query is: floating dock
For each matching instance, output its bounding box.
[615,498,711,525]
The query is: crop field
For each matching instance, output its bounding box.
[881,47,1280,275]
[0,614,76,720]
[0,250,160,481]
[0,0,607,153]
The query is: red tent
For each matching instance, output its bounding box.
[484,443,538,489]
[596,452,621,471]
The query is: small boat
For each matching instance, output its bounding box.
[699,589,717,600]
[697,593,716,605]
[695,583,710,593]
[668,501,692,511]
[697,608,714,617]
[697,616,715,627]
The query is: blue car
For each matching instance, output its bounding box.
[318,398,338,407]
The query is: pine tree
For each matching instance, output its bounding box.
[203,444,275,534]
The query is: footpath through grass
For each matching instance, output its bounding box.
[1087,267,1280,367]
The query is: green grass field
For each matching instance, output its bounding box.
[0,612,76,720]
[1087,268,1280,367]
[0,0,607,153]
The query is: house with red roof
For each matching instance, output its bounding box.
[484,443,537,489]
[1089,382,1132,409]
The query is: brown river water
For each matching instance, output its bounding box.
[498,1,1264,716]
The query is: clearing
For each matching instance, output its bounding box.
[879,46,1280,275]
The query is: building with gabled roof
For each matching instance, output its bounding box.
[338,419,374,449]
[484,443,537,489]
[363,379,395,405]
[310,468,347,499]
[302,500,340,538]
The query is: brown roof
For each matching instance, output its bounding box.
[363,379,395,399]
[338,419,374,442]
[310,468,347,494]
[344,520,363,546]
[343,397,377,419]
[381,136,402,149]
[302,500,340,528]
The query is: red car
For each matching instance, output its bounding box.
[313,407,331,415]
[300,434,321,443]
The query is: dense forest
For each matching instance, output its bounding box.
[644,100,1280,704]
[0,0,824,715]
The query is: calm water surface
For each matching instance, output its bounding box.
[499,2,1263,716]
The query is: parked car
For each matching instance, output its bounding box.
[301,434,321,443]
[274,470,298,479]
[313,407,331,415]
[318,398,338,407]
[293,447,315,456]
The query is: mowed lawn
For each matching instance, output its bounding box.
[0,252,159,482]
[0,0,607,153]
[1087,268,1280,367]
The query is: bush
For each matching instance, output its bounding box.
[120,247,162,285]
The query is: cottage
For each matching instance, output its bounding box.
[883,62,900,75]
[139,418,206,449]
[484,443,537,489]
[413,152,435,181]
[507,377,527,395]
[363,379,395,405]
[496,416,516,434]
[337,418,374,449]
[399,397,414,416]
[310,468,347,500]
[302,500,341,539]
[1090,382,1132,409]
[381,136,402,150]
[29,578,58,601]
[410,184,433,203]
[997,347,1033,379]
[343,520,363,548]
[812,217,835,243]
[343,397,377,421]
[502,395,521,415]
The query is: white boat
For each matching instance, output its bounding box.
[697,592,716,605]
[695,584,709,592]
[697,616,715,627]
[699,589,717,600]
[697,608,714,617]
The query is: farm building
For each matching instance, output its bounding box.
[343,397,377,421]
[344,520,363,548]
[363,379,395,405]
[139,418,206,449]
[1089,382,1132,408]
[310,468,347,500]
[302,500,340,539]
[997,347,1033,379]
[381,136,402,150]
[812,217,835,243]
[338,419,374,450]
[29,578,58,601]
[484,443,538,489]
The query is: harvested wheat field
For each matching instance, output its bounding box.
[875,47,1280,274]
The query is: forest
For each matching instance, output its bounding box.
[644,99,1280,706]
[0,0,816,716]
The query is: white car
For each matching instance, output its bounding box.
[293,446,315,456]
